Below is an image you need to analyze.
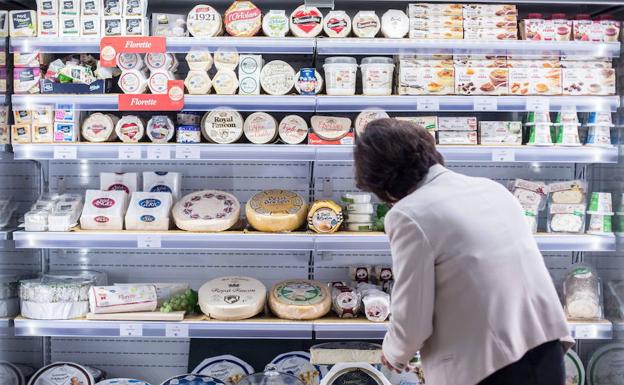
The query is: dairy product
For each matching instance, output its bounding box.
[323,57,358,96]
[381,10,408,38]
[124,16,148,35]
[143,171,182,201]
[295,68,323,95]
[279,115,308,144]
[80,190,128,230]
[455,67,509,95]
[186,51,213,71]
[53,122,79,142]
[360,57,394,96]
[263,10,289,37]
[152,13,187,37]
[38,15,58,36]
[89,285,158,314]
[117,53,145,71]
[224,0,261,37]
[214,50,239,71]
[115,115,145,142]
[260,60,296,95]
[82,113,119,142]
[398,60,454,95]
[243,112,278,144]
[81,0,100,16]
[193,355,254,385]
[438,131,478,145]
[103,0,122,16]
[148,70,175,95]
[562,67,615,95]
[14,67,41,94]
[202,109,244,144]
[10,10,37,37]
[100,172,139,195]
[213,69,239,95]
[199,276,266,320]
[269,279,331,320]
[172,190,240,232]
[146,115,175,143]
[324,10,351,38]
[509,68,562,95]
[125,191,173,231]
[311,116,351,141]
[81,17,100,36]
[118,69,149,94]
[32,124,53,143]
[102,17,122,36]
[408,3,463,17]
[11,125,31,143]
[246,190,308,232]
[438,117,477,131]
[352,11,380,38]
[28,363,95,385]
[355,110,390,136]
[146,53,178,72]
[320,363,391,385]
[187,4,222,37]
[479,121,522,145]
[177,125,202,144]
[308,200,343,233]
[185,70,212,95]
[238,55,263,95]
[270,352,322,385]
[290,5,323,38]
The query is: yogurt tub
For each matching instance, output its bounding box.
[360,57,395,96]
[323,56,358,96]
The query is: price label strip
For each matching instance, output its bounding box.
[474,97,498,112]
[573,324,595,339]
[491,149,515,162]
[53,146,77,160]
[137,235,162,249]
[175,146,201,160]
[120,323,143,337]
[118,146,142,160]
[417,98,440,111]
[166,324,189,338]
[147,146,171,160]
[526,97,550,112]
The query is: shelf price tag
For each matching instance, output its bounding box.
[120,324,143,337]
[417,98,440,111]
[574,324,595,339]
[175,146,201,160]
[137,235,162,249]
[491,149,515,162]
[526,97,550,112]
[118,80,185,111]
[100,36,166,67]
[166,324,189,338]
[560,104,577,113]
[473,97,498,111]
[147,146,171,160]
[53,146,77,160]
[118,146,142,160]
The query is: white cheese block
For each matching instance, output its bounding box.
[381,9,409,38]
[353,11,380,38]
[187,4,222,37]
[310,342,383,365]
[270,352,322,385]
[269,279,331,320]
[214,50,240,71]
[118,69,148,94]
[89,285,158,314]
[116,282,189,307]
[10,11,37,37]
[246,189,308,232]
[125,191,173,231]
[173,190,240,232]
[324,10,352,38]
[186,51,213,71]
[263,10,289,37]
[100,172,139,196]
[193,355,254,385]
[290,5,323,38]
[147,115,175,143]
[213,69,239,95]
[279,115,308,144]
[311,116,352,141]
[199,276,267,320]
[80,189,128,230]
[28,363,95,385]
[243,112,278,144]
[82,113,119,142]
[202,109,244,144]
[185,70,212,95]
[224,0,261,37]
[148,69,175,94]
[115,115,145,142]
[260,60,295,95]
[320,363,391,385]
[143,171,182,201]
[117,53,145,71]
[355,110,389,136]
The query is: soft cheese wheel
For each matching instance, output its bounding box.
[118,69,148,94]
[146,115,175,143]
[213,69,239,95]
[279,115,308,144]
[187,4,222,37]
[353,11,380,38]
[173,190,240,232]
[269,279,331,320]
[243,112,278,144]
[324,10,352,38]
[82,113,118,142]
[214,50,240,71]
[260,60,295,95]
[186,51,213,71]
[308,200,344,233]
[290,5,323,38]
[381,9,409,38]
[202,109,244,144]
[115,115,145,143]
[355,110,389,136]
[28,363,95,385]
[199,276,267,320]
[185,70,212,95]
[246,189,308,232]
[148,69,175,95]
[311,116,352,141]
[224,0,261,37]
[263,10,289,37]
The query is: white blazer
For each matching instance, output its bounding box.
[382,164,573,385]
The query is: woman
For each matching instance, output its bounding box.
[354,119,573,385]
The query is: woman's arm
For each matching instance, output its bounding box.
[382,208,436,368]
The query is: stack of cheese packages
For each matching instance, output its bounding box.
[341,193,374,232]
[11,104,82,144]
[463,3,518,40]
[408,3,463,39]
[437,117,478,145]
[24,192,84,232]
[547,180,587,234]
[509,179,548,233]
[117,52,179,94]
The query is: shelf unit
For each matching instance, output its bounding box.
[0,145,12,160]
[0,229,13,250]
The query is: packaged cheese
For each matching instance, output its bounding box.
[11,124,31,144]
[152,13,188,37]
[263,10,289,37]
[185,70,212,95]
[102,17,123,36]
[82,113,119,142]
[10,10,37,37]
[148,70,176,94]
[279,115,308,144]
[246,189,308,232]
[81,0,100,16]
[146,115,175,143]
[260,60,296,95]
[352,11,380,38]
[53,122,79,142]
[269,279,331,320]
[0,11,7,37]
[89,285,158,314]
[14,67,42,94]
[332,284,361,318]
[213,69,239,95]
[357,282,391,322]
[202,109,244,144]
[115,115,145,142]
[193,355,254,385]
[381,9,408,38]
[125,191,173,231]
[186,51,213,71]
[224,0,261,37]
[311,342,382,365]
[187,4,222,37]
[479,121,522,145]
[125,16,148,35]
[124,0,147,17]
[118,69,149,94]
[324,10,351,38]
[146,53,178,72]
[549,180,587,204]
[320,363,391,385]
[60,16,80,36]
[37,0,59,16]
[355,110,389,136]
[308,200,343,233]
[438,131,478,145]
[290,5,323,38]
[270,352,322,385]
[39,15,59,36]
[199,276,267,320]
[80,189,128,230]
[243,112,278,144]
[172,190,240,232]
[117,53,145,71]
[438,117,477,131]
[143,171,182,201]
[81,17,100,36]
[103,0,122,16]
[215,49,240,71]
[239,55,263,95]
[100,172,139,195]
[311,116,352,141]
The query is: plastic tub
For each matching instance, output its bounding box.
[323,56,358,96]
[360,57,395,96]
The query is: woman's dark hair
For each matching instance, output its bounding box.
[354,118,444,203]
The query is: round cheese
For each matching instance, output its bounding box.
[199,276,267,320]
[564,350,584,385]
[28,363,94,385]
[381,10,409,38]
[161,374,223,385]
[96,380,150,385]
[270,352,322,385]
[147,115,175,143]
[173,190,240,232]
[311,116,352,141]
[193,355,254,385]
[295,69,323,95]
[186,51,214,72]
[145,53,178,72]
[269,279,331,320]
[224,0,261,37]
[355,110,389,136]
[202,109,244,144]
[0,362,24,385]
[263,10,289,37]
[319,363,391,385]
[82,113,119,142]
[213,69,239,95]
[187,5,222,37]
[588,343,624,385]
[324,10,352,38]
[246,189,308,232]
[243,112,278,144]
[290,5,323,38]
[279,115,308,144]
[118,69,148,94]
[117,53,144,71]
[353,11,380,38]
[115,115,145,143]
[214,50,240,71]
[148,70,175,94]
[308,200,344,233]
[185,70,212,95]
[260,60,295,95]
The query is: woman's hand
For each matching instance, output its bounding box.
[382,353,405,374]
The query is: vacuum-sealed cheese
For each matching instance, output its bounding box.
[89,284,157,314]
[246,189,308,232]
[143,171,182,201]
[80,189,128,230]
[125,191,173,231]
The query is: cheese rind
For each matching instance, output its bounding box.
[260,60,296,95]
[246,189,308,232]
[173,190,240,232]
[199,276,267,320]
[269,279,331,320]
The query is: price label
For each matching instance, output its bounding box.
[417,98,440,111]
[175,145,201,160]
[53,146,77,160]
[574,324,595,339]
[560,104,577,113]
[137,235,162,249]
[491,149,515,162]
[118,146,142,160]
[526,97,550,112]
[473,97,498,111]
[147,146,171,160]
[166,324,189,338]
[120,324,143,337]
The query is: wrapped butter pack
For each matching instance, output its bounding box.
[125,191,173,231]
[80,189,128,230]
[89,284,158,314]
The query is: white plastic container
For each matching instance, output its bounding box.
[360,57,395,96]
[323,56,358,96]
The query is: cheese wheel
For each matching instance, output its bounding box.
[118,69,148,94]
[202,109,244,144]
[145,53,178,72]
[355,110,389,136]
[117,53,144,71]
[148,70,175,94]
[308,200,344,233]
[246,189,308,232]
[115,115,145,143]
[311,116,352,141]
[146,115,175,143]
[279,115,308,144]
[381,9,409,38]
[243,112,278,144]
[263,10,289,37]
[224,0,261,37]
[185,70,212,95]
[213,69,239,95]
[28,363,95,385]
[186,51,213,71]
[353,11,380,38]
[290,5,323,38]
[320,363,391,385]
[260,60,295,95]
[82,113,118,142]
[172,190,240,232]
[199,276,267,320]
[324,10,352,38]
[214,50,240,71]
[187,4,222,37]
[269,279,331,320]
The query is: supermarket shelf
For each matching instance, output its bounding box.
[316,38,621,57]
[0,229,14,250]
[13,144,619,164]
[568,320,613,340]
[0,318,12,337]
[0,145,12,160]
[13,231,617,252]
[9,36,316,54]
[316,95,620,112]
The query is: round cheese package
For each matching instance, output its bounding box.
[246,190,308,232]
[213,70,239,95]
[564,350,584,385]
[324,10,351,38]
[173,190,240,232]
[263,10,289,37]
[82,113,119,142]
[295,69,323,95]
[199,276,267,320]
[193,355,254,385]
[319,363,391,385]
[311,116,352,141]
[224,0,261,37]
[96,380,151,385]
[270,352,324,385]
[355,110,389,136]
[185,70,212,95]
[115,115,145,143]
[381,10,409,38]
[308,200,344,234]
[353,11,380,38]
[260,61,296,96]
[186,51,214,72]
[117,53,144,71]
[279,115,308,145]
[269,279,331,320]
[147,115,175,143]
[161,374,224,385]
[28,363,95,385]
[202,109,244,144]
[290,5,323,38]
[187,5,223,37]
[243,112,278,144]
[118,69,149,94]
[0,361,25,385]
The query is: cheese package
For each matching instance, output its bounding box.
[28,363,95,385]
[11,124,31,144]
[124,0,147,17]
[38,16,59,36]
[81,0,100,16]
[324,10,351,38]
[438,131,478,145]
[81,17,100,36]
[37,0,59,16]
[53,122,79,142]
[82,113,119,142]
[279,115,308,144]
[243,112,278,144]
[295,68,323,95]
[60,16,79,36]
[290,5,323,37]
[146,115,175,143]
[260,60,295,95]
[187,4,222,37]
[199,276,267,320]
[356,282,391,322]
[185,70,212,95]
[269,279,331,320]
[14,67,42,94]
[381,9,408,38]
[143,171,182,201]
[353,11,380,38]
[0,124,10,144]
[32,124,54,143]
[186,51,213,71]
[438,117,477,131]
[239,55,263,95]
[117,53,145,71]
[10,10,37,37]
[14,109,31,124]
[246,190,308,232]
[320,363,391,385]
[310,342,383,365]
[177,125,201,144]
[355,110,389,136]
[146,53,178,72]
[115,115,145,142]
[102,17,123,36]
[311,116,352,141]
[152,13,188,37]
[270,352,323,385]
[173,190,240,232]
[224,0,261,37]
[193,355,254,385]
[125,191,173,230]
[80,190,128,230]
[213,69,239,95]
[118,69,149,94]
[89,285,158,314]
[100,172,139,195]
[549,204,585,233]
[215,50,240,71]
[479,121,522,145]
[59,0,78,15]
[202,109,244,144]
[103,0,122,16]
[148,70,176,94]
[308,200,344,233]
[332,284,361,318]
[263,10,289,37]
[549,180,587,204]
[116,282,189,307]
